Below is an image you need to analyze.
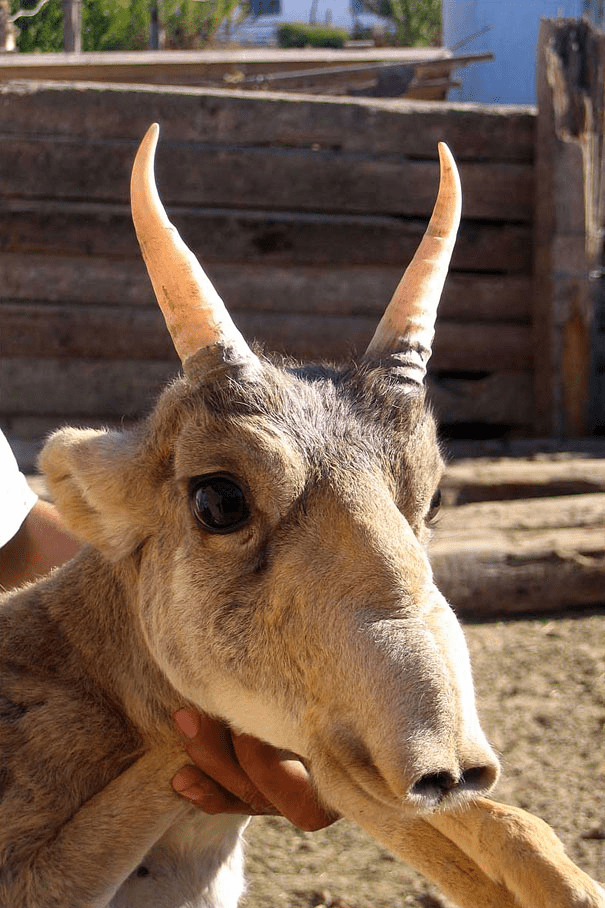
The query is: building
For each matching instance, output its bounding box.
[226,0,390,45]
[442,0,586,104]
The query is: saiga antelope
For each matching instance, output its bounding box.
[1,125,603,908]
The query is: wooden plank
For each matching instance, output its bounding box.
[0,359,178,418]
[2,303,532,371]
[427,372,534,427]
[0,136,534,221]
[0,253,153,307]
[0,81,536,161]
[533,19,603,436]
[0,47,455,86]
[437,492,605,535]
[0,253,532,321]
[1,359,533,426]
[431,494,605,619]
[442,456,605,504]
[0,200,534,274]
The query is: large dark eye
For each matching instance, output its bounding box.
[427,488,442,523]
[190,475,250,534]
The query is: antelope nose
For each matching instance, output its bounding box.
[411,760,499,805]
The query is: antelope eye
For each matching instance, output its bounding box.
[427,488,442,522]
[190,475,250,534]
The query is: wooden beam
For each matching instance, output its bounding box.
[0,136,534,221]
[2,302,532,371]
[0,253,532,321]
[1,359,533,428]
[0,200,534,275]
[431,493,605,619]
[441,456,605,504]
[534,18,604,436]
[0,81,536,161]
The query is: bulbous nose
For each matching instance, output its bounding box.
[411,759,499,807]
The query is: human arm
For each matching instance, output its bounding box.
[0,496,81,589]
[0,430,80,591]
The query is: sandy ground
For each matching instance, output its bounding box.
[242,609,605,908]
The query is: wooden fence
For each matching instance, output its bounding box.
[0,80,536,452]
[534,17,605,436]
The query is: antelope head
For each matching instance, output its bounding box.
[42,125,499,824]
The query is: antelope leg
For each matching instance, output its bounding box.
[428,797,605,908]
[351,807,517,908]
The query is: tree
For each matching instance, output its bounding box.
[363,0,440,46]
[9,0,250,50]
[10,0,63,51]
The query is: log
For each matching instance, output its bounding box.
[0,80,536,161]
[441,456,605,505]
[431,493,605,619]
[427,372,534,429]
[0,358,178,418]
[0,253,533,320]
[0,136,534,221]
[0,359,533,428]
[2,303,532,372]
[0,200,534,275]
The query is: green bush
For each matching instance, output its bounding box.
[277,22,348,49]
[10,0,250,51]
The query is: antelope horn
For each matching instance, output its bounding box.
[131,123,257,369]
[365,143,461,381]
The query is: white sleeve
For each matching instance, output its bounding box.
[0,430,38,548]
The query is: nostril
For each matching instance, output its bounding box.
[460,763,499,792]
[412,770,459,798]
[411,761,498,803]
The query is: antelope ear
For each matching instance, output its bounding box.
[39,427,152,560]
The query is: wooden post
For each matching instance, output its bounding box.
[149,0,165,50]
[62,0,81,52]
[534,18,604,437]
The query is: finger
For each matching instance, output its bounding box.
[173,710,275,815]
[232,733,339,832]
[171,763,279,816]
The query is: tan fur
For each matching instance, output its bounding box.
[1,134,603,908]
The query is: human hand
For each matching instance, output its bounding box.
[171,709,338,832]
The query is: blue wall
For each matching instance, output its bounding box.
[442,0,585,104]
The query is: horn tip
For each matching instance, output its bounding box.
[437,142,457,178]
[141,122,160,155]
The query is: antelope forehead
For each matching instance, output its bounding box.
[172,361,437,501]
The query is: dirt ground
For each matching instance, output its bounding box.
[242,609,605,908]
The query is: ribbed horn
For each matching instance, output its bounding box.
[364,143,461,382]
[131,124,257,369]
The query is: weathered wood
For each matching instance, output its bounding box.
[436,491,605,533]
[0,136,534,221]
[427,372,534,429]
[0,254,532,322]
[534,18,604,436]
[2,302,532,371]
[0,80,536,162]
[0,81,537,436]
[0,49,495,102]
[442,455,605,504]
[0,359,178,418]
[0,200,534,275]
[1,359,532,428]
[0,47,453,85]
[431,493,605,619]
